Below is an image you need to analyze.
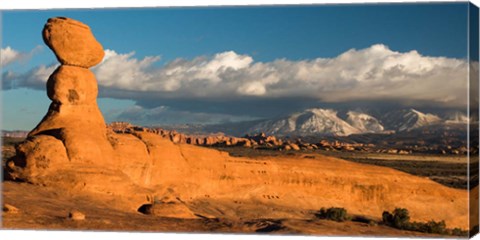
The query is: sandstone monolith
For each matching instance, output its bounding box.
[28,17,114,166]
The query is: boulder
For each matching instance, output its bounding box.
[289,143,301,151]
[68,210,86,220]
[47,65,98,104]
[43,17,104,68]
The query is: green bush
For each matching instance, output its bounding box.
[451,228,464,236]
[382,208,464,236]
[315,207,349,222]
[392,208,410,227]
[382,208,410,229]
[421,220,447,234]
[382,211,393,224]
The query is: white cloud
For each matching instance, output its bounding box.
[1,46,42,67]
[1,47,22,67]
[94,50,161,90]
[2,44,469,106]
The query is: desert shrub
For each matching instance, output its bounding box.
[382,211,394,224]
[382,208,410,229]
[315,207,349,222]
[404,220,447,234]
[421,220,447,234]
[392,208,410,228]
[451,227,468,236]
[382,208,464,236]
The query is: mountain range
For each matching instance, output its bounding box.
[247,108,470,137]
[147,107,474,139]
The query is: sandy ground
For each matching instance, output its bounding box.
[1,181,451,237]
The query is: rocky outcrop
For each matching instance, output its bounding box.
[6,17,152,210]
[106,123,470,155]
[108,123,288,150]
[8,17,115,178]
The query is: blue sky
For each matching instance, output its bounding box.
[1,3,473,130]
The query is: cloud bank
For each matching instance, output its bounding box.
[2,44,468,107]
[2,63,59,90]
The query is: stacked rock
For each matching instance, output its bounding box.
[7,17,115,184]
[27,17,115,164]
[6,17,174,211]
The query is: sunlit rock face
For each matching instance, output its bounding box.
[42,17,105,68]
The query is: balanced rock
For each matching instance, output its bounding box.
[25,17,114,166]
[68,210,86,220]
[7,17,116,185]
[5,17,165,212]
[43,17,104,68]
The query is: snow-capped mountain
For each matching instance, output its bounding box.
[345,111,384,133]
[249,108,361,136]
[381,108,442,132]
[248,108,454,137]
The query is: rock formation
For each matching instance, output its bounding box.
[5,17,471,230]
[6,17,150,209]
[8,17,114,172]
